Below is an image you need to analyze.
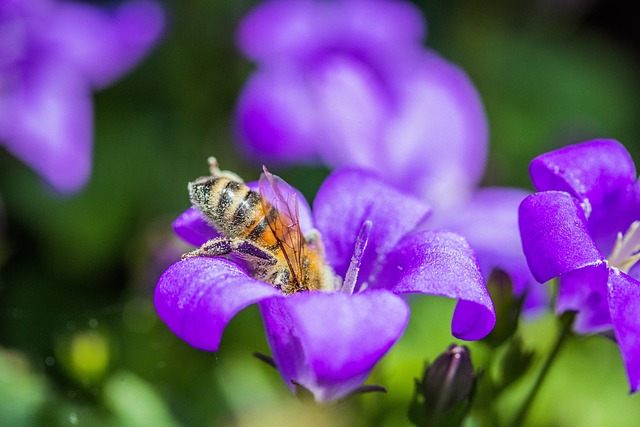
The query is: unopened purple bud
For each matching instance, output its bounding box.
[424,345,474,411]
[410,344,476,427]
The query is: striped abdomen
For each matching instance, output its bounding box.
[188,176,280,250]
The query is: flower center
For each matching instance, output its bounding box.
[607,221,640,273]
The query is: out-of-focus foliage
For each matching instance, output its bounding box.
[0,349,48,426]
[1,0,639,426]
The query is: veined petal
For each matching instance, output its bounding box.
[313,168,431,289]
[154,257,280,351]
[608,268,640,393]
[519,191,604,283]
[379,230,495,340]
[172,207,220,247]
[557,264,611,333]
[529,139,636,212]
[260,290,409,402]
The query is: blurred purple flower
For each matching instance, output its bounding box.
[235,0,486,208]
[234,0,541,311]
[519,139,640,393]
[155,168,495,402]
[0,0,164,192]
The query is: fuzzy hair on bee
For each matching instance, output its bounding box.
[183,157,338,295]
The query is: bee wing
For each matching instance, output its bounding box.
[258,167,305,285]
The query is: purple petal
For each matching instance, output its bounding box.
[260,290,409,402]
[154,257,280,351]
[378,230,495,340]
[0,0,162,192]
[376,51,488,207]
[235,33,404,169]
[237,0,424,61]
[519,191,604,283]
[557,264,611,333]
[529,139,636,212]
[313,168,431,290]
[530,139,640,254]
[235,68,319,164]
[309,53,392,171]
[238,50,489,210]
[0,61,92,193]
[309,50,488,209]
[172,207,220,247]
[48,0,164,88]
[608,268,640,393]
[432,187,546,313]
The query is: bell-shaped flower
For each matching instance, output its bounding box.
[0,0,164,192]
[233,0,542,312]
[155,167,495,402]
[519,139,640,392]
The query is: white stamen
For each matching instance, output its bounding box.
[580,198,592,219]
[608,220,640,273]
[341,220,372,295]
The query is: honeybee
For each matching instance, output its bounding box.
[183,157,338,295]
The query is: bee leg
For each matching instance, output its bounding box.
[182,238,232,259]
[182,238,277,265]
[269,269,293,295]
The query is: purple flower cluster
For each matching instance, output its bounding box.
[152,0,640,404]
[233,0,542,311]
[519,139,640,393]
[0,0,163,192]
[155,168,495,402]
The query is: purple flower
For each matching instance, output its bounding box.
[235,0,486,209]
[234,0,540,311]
[0,0,163,192]
[155,167,495,402]
[519,139,640,393]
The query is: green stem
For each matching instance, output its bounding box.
[510,311,576,426]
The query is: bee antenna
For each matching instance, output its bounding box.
[208,156,221,176]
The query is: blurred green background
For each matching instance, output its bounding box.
[1,0,639,426]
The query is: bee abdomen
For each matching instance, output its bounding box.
[189,177,279,250]
[246,204,281,251]
[231,187,262,231]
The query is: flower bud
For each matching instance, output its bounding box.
[409,345,477,427]
[483,268,525,348]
